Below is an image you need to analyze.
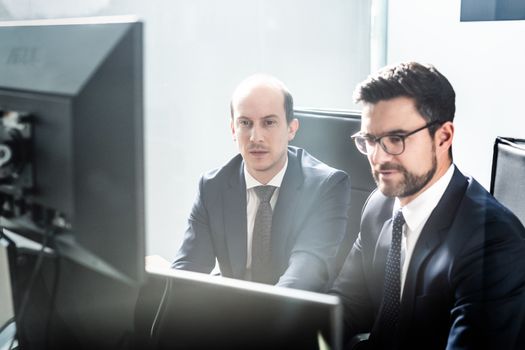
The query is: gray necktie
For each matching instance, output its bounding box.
[251,185,277,284]
[378,209,405,338]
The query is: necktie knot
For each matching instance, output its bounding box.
[392,210,405,239]
[254,185,277,203]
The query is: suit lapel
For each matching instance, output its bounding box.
[271,149,304,266]
[373,219,394,284]
[223,163,248,278]
[400,168,468,326]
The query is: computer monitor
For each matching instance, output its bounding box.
[0,16,145,349]
[0,16,144,284]
[137,267,343,350]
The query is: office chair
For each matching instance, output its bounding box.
[490,136,525,226]
[290,109,376,283]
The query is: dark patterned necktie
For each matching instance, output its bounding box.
[378,209,405,335]
[251,185,277,284]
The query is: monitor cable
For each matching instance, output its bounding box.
[148,276,171,345]
[10,226,55,350]
[43,237,60,350]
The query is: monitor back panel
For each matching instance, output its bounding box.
[138,268,342,350]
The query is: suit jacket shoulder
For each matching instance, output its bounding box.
[197,153,244,203]
[288,146,347,175]
[459,175,524,234]
[286,146,349,189]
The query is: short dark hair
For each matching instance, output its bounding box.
[282,88,294,124]
[354,62,455,135]
[230,75,295,124]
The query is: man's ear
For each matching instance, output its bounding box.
[231,119,236,141]
[436,121,454,150]
[288,118,299,141]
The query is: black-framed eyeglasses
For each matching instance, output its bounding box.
[351,121,442,156]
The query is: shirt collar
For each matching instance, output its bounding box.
[244,158,288,190]
[394,164,455,232]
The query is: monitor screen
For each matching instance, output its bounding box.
[137,267,343,350]
[0,16,145,285]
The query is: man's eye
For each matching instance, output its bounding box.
[387,136,403,144]
[239,120,251,127]
[365,138,377,146]
[264,120,276,126]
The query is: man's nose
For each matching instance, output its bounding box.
[370,142,392,164]
[249,124,264,142]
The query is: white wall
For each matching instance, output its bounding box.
[387,0,525,188]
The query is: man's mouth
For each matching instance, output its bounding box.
[378,169,398,175]
[375,164,403,178]
[248,146,269,154]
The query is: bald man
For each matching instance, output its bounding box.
[172,74,351,291]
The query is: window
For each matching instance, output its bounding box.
[0,0,377,258]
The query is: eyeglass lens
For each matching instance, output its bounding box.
[355,135,404,155]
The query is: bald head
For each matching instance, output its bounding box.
[229,74,299,184]
[230,74,294,124]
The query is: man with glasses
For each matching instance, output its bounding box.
[330,62,525,349]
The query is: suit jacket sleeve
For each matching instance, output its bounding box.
[276,170,351,292]
[330,233,376,338]
[172,175,216,273]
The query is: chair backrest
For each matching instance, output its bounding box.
[490,136,525,226]
[290,109,376,276]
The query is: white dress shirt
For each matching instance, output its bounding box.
[393,164,455,297]
[244,159,288,269]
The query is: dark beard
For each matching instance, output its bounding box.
[373,151,437,199]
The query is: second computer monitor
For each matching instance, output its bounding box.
[139,268,343,350]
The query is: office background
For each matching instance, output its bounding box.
[1,0,523,261]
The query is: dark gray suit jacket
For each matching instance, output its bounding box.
[173,146,351,292]
[331,167,525,349]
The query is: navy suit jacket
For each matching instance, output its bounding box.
[173,146,351,292]
[331,167,525,349]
